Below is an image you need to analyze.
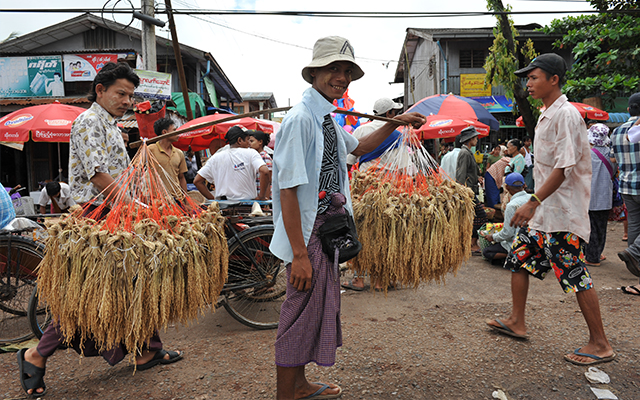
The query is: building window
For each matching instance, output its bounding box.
[459,50,485,69]
[233,106,245,114]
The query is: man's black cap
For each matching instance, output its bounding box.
[515,53,567,80]
[225,125,248,143]
[629,93,640,107]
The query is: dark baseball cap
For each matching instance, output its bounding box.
[515,53,567,80]
[225,125,249,143]
[629,93,640,107]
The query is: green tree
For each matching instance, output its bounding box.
[483,0,541,136]
[542,7,640,108]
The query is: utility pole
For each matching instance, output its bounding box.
[165,0,193,121]
[140,0,157,71]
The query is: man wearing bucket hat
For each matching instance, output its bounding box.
[456,126,486,255]
[486,53,614,366]
[481,172,530,262]
[269,36,425,399]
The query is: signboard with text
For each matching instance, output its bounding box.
[0,56,65,98]
[134,69,172,100]
[63,54,121,82]
[460,74,491,97]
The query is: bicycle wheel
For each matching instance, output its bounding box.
[0,235,43,344]
[28,283,51,339]
[223,225,286,330]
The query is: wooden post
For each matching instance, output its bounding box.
[165,0,192,121]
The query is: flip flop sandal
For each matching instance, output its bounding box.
[300,382,343,399]
[341,281,367,291]
[564,349,616,366]
[621,286,640,296]
[137,349,183,371]
[17,348,47,398]
[486,318,528,340]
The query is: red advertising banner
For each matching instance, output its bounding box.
[63,54,121,82]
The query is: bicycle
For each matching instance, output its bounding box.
[28,200,286,339]
[0,219,45,345]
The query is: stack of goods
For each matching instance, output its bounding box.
[349,128,476,291]
[37,143,228,353]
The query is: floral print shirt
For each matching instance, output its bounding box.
[68,102,129,204]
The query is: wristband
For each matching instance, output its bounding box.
[531,194,541,203]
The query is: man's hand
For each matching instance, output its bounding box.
[510,201,539,228]
[392,112,426,129]
[486,234,494,242]
[290,254,312,291]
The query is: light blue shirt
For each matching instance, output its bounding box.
[0,188,16,229]
[492,190,531,251]
[269,88,359,263]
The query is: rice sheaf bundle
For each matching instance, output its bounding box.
[348,131,475,292]
[36,143,228,354]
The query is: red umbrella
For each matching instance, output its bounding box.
[515,102,609,127]
[173,113,275,151]
[416,115,490,140]
[0,101,86,143]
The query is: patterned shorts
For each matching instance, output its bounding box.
[504,227,593,293]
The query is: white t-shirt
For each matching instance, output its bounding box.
[197,147,266,200]
[38,182,76,210]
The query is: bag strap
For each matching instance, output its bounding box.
[591,148,614,179]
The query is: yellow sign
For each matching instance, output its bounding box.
[460,74,491,97]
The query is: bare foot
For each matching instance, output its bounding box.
[23,348,46,395]
[295,382,341,400]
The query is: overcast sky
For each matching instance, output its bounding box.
[0,0,594,114]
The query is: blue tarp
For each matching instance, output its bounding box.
[468,95,514,113]
[607,112,631,123]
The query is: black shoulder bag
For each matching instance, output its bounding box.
[318,211,362,263]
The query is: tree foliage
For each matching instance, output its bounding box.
[589,0,639,11]
[542,12,640,107]
[483,0,541,134]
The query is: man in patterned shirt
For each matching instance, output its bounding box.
[17,63,182,398]
[270,36,425,400]
[612,92,640,295]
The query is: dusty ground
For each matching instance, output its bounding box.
[1,221,639,400]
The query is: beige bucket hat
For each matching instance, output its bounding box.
[302,36,365,84]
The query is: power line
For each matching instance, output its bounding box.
[1,8,637,16]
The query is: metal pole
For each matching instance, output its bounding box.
[141,0,157,71]
[165,0,193,121]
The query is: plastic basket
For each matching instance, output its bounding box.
[12,196,36,216]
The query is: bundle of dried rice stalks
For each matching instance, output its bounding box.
[37,142,228,354]
[349,128,475,292]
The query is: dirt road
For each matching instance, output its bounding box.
[2,221,639,399]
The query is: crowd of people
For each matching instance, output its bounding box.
[3,36,639,400]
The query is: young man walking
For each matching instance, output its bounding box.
[269,36,425,400]
[485,54,614,366]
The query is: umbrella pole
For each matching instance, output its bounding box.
[57,142,62,180]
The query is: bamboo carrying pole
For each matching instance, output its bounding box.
[130,107,411,148]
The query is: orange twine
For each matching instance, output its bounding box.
[73,141,202,232]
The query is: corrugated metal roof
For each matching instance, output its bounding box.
[240,92,277,108]
[0,97,89,106]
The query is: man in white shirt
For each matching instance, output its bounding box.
[346,98,405,171]
[38,181,76,214]
[440,136,462,179]
[194,125,269,200]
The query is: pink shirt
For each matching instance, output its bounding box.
[530,94,592,242]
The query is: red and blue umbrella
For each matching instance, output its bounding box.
[407,94,500,132]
